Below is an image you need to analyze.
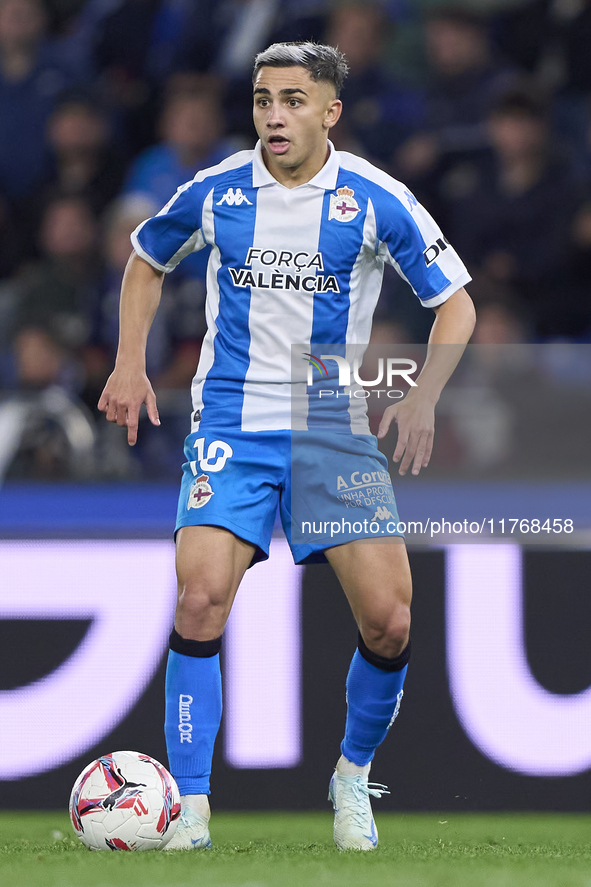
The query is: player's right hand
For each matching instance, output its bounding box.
[377,389,435,476]
[98,367,160,446]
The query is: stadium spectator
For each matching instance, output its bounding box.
[324,1,424,165]
[123,80,239,279]
[85,193,203,476]
[12,326,65,390]
[467,272,531,344]
[494,0,591,174]
[494,0,591,93]
[472,299,528,345]
[92,0,211,152]
[395,7,515,184]
[87,194,203,402]
[124,80,236,210]
[94,0,205,84]
[82,195,154,414]
[441,89,581,336]
[0,0,80,199]
[42,93,127,212]
[14,93,128,264]
[9,195,100,393]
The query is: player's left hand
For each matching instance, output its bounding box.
[377,391,435,476]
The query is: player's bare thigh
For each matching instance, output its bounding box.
[325,538,412,659]
[174,525,256,641]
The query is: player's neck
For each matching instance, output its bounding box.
[262,143,330,189]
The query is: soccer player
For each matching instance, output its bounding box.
[98,42,476,851]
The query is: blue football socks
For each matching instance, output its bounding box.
[164,632,223,796]
[340,640,410,767]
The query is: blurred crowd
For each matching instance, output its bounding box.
[1,0,591,480]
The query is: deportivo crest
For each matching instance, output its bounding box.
[187,474,214,509]
[328,186,361,223]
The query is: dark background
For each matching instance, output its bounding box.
[2,546,591,811]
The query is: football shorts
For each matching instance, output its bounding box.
[175,428,403,565]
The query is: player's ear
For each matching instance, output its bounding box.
[324,99,342,130]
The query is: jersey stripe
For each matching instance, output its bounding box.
[241,184,324,431]
[198,169,259,427]
[306,176,366,430]
[191,188,220,424]
[343,198,383,434]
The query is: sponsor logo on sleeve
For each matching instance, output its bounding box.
[423,237,449,266]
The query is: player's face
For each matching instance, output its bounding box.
[253,66,342,186]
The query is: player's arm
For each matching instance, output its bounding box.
[98,251,164,445]
[377,286,476,475]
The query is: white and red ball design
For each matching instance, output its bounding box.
[69,750,181,851]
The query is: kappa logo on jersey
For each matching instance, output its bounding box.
[371,506,396,521]
[328,185,361,223]
[187,474,214,509]
[404,190,418,212]
[217,187,253,206]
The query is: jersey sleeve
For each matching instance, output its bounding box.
[375,189,471,308]
[131,180,210,273]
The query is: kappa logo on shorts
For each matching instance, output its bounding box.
[216,187,253,207]
[187,474,214,509]
[371,506,395,521]
[328,186,361,223]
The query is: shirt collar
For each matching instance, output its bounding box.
[252,140,339,191]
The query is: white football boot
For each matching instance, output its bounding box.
[164,795,212,850]
[328,756,389,851]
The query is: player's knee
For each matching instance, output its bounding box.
[175,574,233,635]
[361,603,411,659]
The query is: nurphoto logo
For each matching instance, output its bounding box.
[302,353,418,399]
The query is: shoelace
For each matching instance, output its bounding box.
[339,777,390,827]
[178,809,193,827]
[178,807,207,828]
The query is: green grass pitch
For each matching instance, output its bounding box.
[2,811,591,887]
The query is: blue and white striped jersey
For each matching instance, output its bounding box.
[132,142,471,432]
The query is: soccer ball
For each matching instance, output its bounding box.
[69,750,181,851]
